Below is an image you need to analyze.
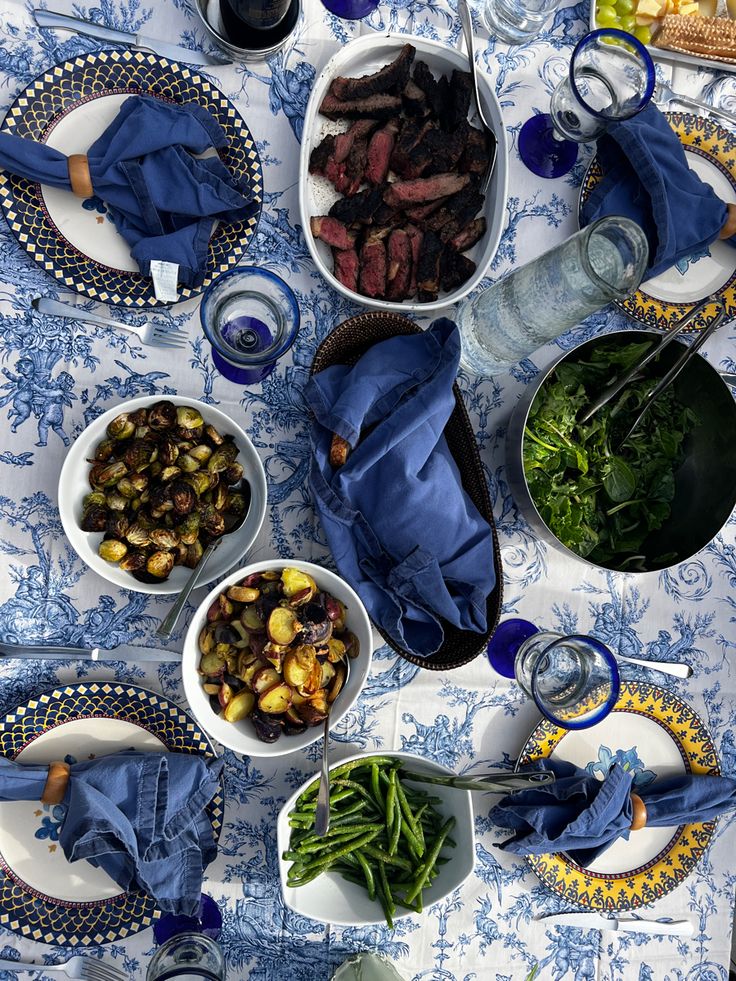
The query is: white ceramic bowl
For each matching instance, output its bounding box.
[59,395,267,595]
[277,750,475,926]
[182,559,373,758]
[299,33,508,314]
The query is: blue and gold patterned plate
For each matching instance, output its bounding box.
[0,50,262,308]
[580,113,736,332]
[520,681,719,911]
[0,681,223,946]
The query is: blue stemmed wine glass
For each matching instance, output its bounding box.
[320,0,379,17]
[487,619,620,730]
[519,28,655,179]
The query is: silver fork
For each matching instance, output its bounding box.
[0,954,125,980]
[654,80,736,130]
[32,296,188,349]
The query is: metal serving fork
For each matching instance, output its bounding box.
[33,296,188,350]
[654,80,736,130]
[458,0,498,194]
[0,954,125,980]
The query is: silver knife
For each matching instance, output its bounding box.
[400,769,555,793]
[33,10,230,67]
[540,913,694,937]
[0,642,181,663]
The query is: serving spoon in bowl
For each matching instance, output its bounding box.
[315,655,350,837]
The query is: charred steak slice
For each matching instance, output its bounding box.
[333,119,379,164]
[333,248,360,293]
[311,216,356,251]
[440,247,476,292]
[385,229,413,300]
[319,92,402,121]
[413,61,442,118]
[421,121,469,177]
[406,224,423,297]
[461,126,495,175]
[390,118,434,176]
[416,229,443,302]
[329,184,386,225]
[404,198,447,223]
[447,71,472,131]
[309,133,336,175]
[383,172,470,208]
[365,121,399,185]
[359,234,388,298]
[449,217,487,252]
[426,183,484,240]
[402,79,427,116]
[330,43,416,101]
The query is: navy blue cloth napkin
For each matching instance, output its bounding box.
[491,758,736,866]
[0,751,223,916]
[580,103,735,279]
[306,318,496,657]
[0,95,256,287]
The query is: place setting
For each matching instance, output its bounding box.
[1,0,736,978]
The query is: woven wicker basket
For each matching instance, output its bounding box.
[310,311,503,671]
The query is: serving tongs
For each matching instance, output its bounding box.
[399,769,555,793]
[579,295,728,445]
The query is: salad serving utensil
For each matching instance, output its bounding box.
[400,769,555,792]
[458,0,497,194]
[315,656,351,837]
[33,297,188,349]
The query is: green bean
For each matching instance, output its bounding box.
[355,849,376,901]
[395,778,423,853]
[376,861,395,929]
[404,817,455,903]
[371,763,384,812]
[295,757,399,804]
[385,769,397,840]
[361,843,412,871]
[389,781,402,857]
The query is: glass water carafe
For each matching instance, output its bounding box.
[457,216,649,376]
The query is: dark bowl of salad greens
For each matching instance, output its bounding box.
[507,329,736,573]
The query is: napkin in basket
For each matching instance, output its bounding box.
[580,103,736,279]
[0,750,223,916]
[491,758,736,866]
[0,95,257,287]
[307,317,496,658]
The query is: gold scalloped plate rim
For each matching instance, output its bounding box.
[519,681,719,910]
[580,111,736,332]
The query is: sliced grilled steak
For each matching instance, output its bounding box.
[416,229,442,302]
[402,79,427,116]
[359,234,387,298]
[385,229,413,300]
[390,118,434,176]
[310,216,356,251]
[413,61,441,116]
[333,248,360,292]
[330,43,416,101]
[309,133,336,175]
[421,121,469,177]
[373,201,406,228]
[365,121,399,185]
[319,92,402,121]
[449,217,487,252]
[440,246,476,292]
[426,184,484,241]
[404,198,447,223]
[461,126,493,175]
[329,184,386,225]
[333,119,379,163]
[342,136,369,196]
[383,172,470,208]
[447,71,472,131]
[406,224,423,296]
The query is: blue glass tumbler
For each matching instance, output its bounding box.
[320,0,379,17]
[487,619,620,730]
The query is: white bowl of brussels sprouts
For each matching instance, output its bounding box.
[181,560,373,757]
[59,395,267,594]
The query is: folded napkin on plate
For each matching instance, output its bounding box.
[0,95,257,287]
[491,758,736,866]
[580,103,735,279]
[306,318,496,657]
[0,750,223,916]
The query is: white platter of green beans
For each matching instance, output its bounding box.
[277,751,474,927]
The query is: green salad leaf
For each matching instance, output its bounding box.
[523,340,699,570]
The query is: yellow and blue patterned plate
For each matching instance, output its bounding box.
[0,50,262,308]
[0,681,223,946]
[519,681,719,910]
[580,112,736,332]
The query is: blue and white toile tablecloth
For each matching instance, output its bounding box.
[1,0,736,977]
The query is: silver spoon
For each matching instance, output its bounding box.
[616,653,692,679]
[315,656,351,838]
[458,0,497,194]
[156,480,251,641]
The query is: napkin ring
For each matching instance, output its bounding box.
[630,792,647,831]
[41,760,71,805]
[68,154,93,199]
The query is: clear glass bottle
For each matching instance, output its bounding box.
[457,216,649,376]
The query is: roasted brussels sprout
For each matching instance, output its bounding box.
[83,491,107,510]
[149,527,180,549]
[119,550,147,573]
[81,504,108,533]
[105,491,128,512]
[158,437,180,467]
[185,472,213,497]
[208,443,238,474]
[89,461,128,489]
[94,438,115,462]
[177,512,200,545]
[178,453,200,473]
[176,406,204,431]
[107,413,136,441]
[148,400,177,431]
[184,541,204,569]
[204,424,225,446]
[125,522,151,547]
[159,466,182,483]
[190,445,213,464]
[106,512,129,539]
[124,438,158,472]
[169,480,196,515]
[146,550,175,579]
[116,476,140,499]
[149,485,174,514]
[98,539,128,562]
[129,408,149,427]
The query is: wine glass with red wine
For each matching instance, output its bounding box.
[218,0,300,48]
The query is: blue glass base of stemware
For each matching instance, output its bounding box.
[487,618,539,679]
[211,345,276,385]
[519,113,578,179]
[153,894,223,944]
[321,0,379,17]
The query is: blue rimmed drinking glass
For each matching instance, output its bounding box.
[200,267,299,385]
[320,0,379,17]
[487,619,620,730]
[519,28,655,179]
